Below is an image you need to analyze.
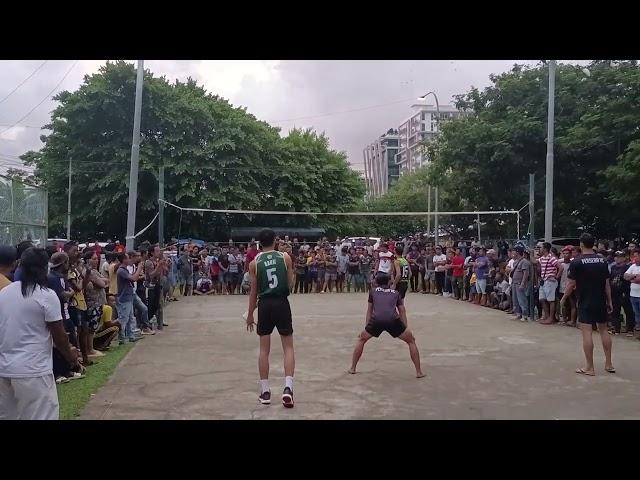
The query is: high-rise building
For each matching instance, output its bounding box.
[395,103,463,174]
[363,102,465,198]
[362,129,400,199]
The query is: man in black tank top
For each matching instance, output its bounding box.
[561,233,615,376]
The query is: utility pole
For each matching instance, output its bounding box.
[66,157,72,239]
[427,185,431,240]
[544,60,556,243]
[529,173,536,320]
[125,60,144,251]
[158,164,165,247]
[434,186,439,245]
[477,213,481,244]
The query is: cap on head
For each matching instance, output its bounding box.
[49,251,69,269]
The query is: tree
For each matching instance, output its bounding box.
[22,61,365,241]
[375,60,640,242]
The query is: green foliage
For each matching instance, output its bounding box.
[373,60,640,241]
[23,61,365,241]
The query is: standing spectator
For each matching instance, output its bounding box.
[558,247,577,326]
[359,249,373,292]
[177,245,192,296]
[609,250,634,335]
[0,245,17,291]
[47,252,76,345]
[66,242,91,365]
[451,247,465,300]
[463,248,476,302]
[347,247,360,293]
[0,247,79,419]
[624,248,640,339]
[11,240,35,282]
[145,245,166,330]
[336,246,349,293]
[108,253,119,296]
[433,246,447,296]
[306,250,318,293]
[423,247,436,294]
[294,251,307,294]
[536,242,560,325]
[323,249,337,293]
[114,240,125,253]
[218,247,230,295]
[407,244,420,293]
[562,233,614,376]
[227,246,241,294]
[128,251,153,335]
[511,246,531,321]
[375,243,394,276]
[244,241,258,272]
[472,248,489,307]
[504,249,516,312]
[116,252,144,343]
[82,250,108,357]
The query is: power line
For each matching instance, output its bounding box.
[0,61,78,137]
[0,61,48,106]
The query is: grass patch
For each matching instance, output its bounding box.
[57,342,134,420]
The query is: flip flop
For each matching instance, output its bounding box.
[575,368,595,376]
[605,367,616,373]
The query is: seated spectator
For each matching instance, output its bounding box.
[194,271,215,295]
[93,294,121,351]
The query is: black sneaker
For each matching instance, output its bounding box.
[259,391,271,405]
[282,387,294,408]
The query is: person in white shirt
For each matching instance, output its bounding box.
[0,247,79,420]
[432,246,447,295]
[375,243,394,274]
[624,249,640,336]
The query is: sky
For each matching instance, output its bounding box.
[0,60,545,175]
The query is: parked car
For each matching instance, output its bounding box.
[536,237,581,251]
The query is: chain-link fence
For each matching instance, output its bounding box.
[0,175,47,246]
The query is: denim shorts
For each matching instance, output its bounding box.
[539,279,558,302]
[475,279,487,294]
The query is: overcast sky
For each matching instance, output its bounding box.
[0,60,546,175]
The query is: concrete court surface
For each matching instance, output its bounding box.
[80,291,640,420]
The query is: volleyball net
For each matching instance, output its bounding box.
[153,199,526,246]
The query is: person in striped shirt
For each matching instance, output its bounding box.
[536,242,560,325]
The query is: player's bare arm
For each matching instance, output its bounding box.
[246,260,258,331]
[284,252,294,292]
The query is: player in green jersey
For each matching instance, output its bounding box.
[392,245,411,299]
[246,229,296,408]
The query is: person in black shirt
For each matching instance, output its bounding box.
[561,233,614,376]
[609,251,634,335]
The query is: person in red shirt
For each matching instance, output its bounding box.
[92,239,102,257]
[451,247,465,300]
[114,241,125,253]
[244,242,259,273]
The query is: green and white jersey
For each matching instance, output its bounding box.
[256,250,289,299]
[398,257,410,283]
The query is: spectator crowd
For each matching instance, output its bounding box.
[0,232,639,419]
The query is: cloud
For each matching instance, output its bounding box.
[2,59,583,175]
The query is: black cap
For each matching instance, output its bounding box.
[515,245,525,254]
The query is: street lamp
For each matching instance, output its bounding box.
[418,91,441,243]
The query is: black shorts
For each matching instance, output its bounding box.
[578,305,608,326]
[397,282,408,299]
[365,317,406,338]
[257,296,293,337]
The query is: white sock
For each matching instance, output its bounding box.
[260,379,270,394]
[285,376,294,391]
